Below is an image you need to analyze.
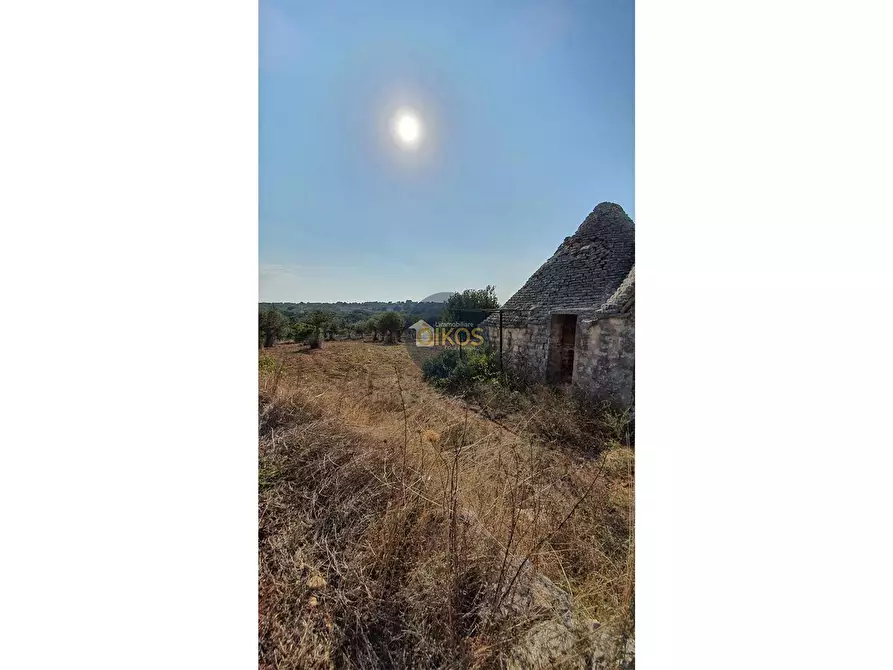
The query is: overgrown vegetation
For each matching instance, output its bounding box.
[421,345,499,393]
[419,345,633,455]
[259,390,521,667]
[258,353,278,374]
[258,341,635,668]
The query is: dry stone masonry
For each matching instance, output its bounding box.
[484,202,635,409]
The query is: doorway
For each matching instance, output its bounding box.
[547,314,577,384]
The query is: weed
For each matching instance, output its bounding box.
[258,342,634,667]
[258,353,278,374]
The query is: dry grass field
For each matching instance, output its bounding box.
[259,340,634,668]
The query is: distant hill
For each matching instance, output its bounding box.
[419,291,455,303]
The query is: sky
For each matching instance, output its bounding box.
[260,0,634,304]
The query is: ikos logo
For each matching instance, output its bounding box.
[408,320,486,348]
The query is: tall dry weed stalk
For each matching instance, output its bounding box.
[259,343,633,667]
[393,365,409,499]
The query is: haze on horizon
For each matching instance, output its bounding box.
[260,0,634,304]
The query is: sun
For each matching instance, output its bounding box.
[393,109,422,149]
[398,115,419,143]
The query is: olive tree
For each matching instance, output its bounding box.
[259,308,288,348]
[376,311,405,344]
[441,285,500,323]
[324,316,346,341]
[363,316,380,341]
[303,310,334,349]
[291,321,316,344]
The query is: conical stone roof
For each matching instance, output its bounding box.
[488,202,635,328]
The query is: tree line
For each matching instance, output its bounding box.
[259,308,407,348]
[259,285,501,349]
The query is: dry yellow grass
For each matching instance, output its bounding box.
[259,340,634,668]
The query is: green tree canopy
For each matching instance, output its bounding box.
[376,311,405,344]
[324,315,346,340]
[259,308,288,348]
[291,321,316,343]
[441,286,500,323]
[302,310,334,349]
[361,315,380,341]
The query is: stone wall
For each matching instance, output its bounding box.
[487,322,550,383]
[575,313,635,409]
[487,310,635,410]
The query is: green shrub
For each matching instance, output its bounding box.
[421,348,461,381]
[422,345,498,392]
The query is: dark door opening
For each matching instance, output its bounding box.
[547,314,577,384]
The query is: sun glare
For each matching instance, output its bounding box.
[393,109,422,149]
[398,115,419,142]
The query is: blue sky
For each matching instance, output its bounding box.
[260,0,633,303]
